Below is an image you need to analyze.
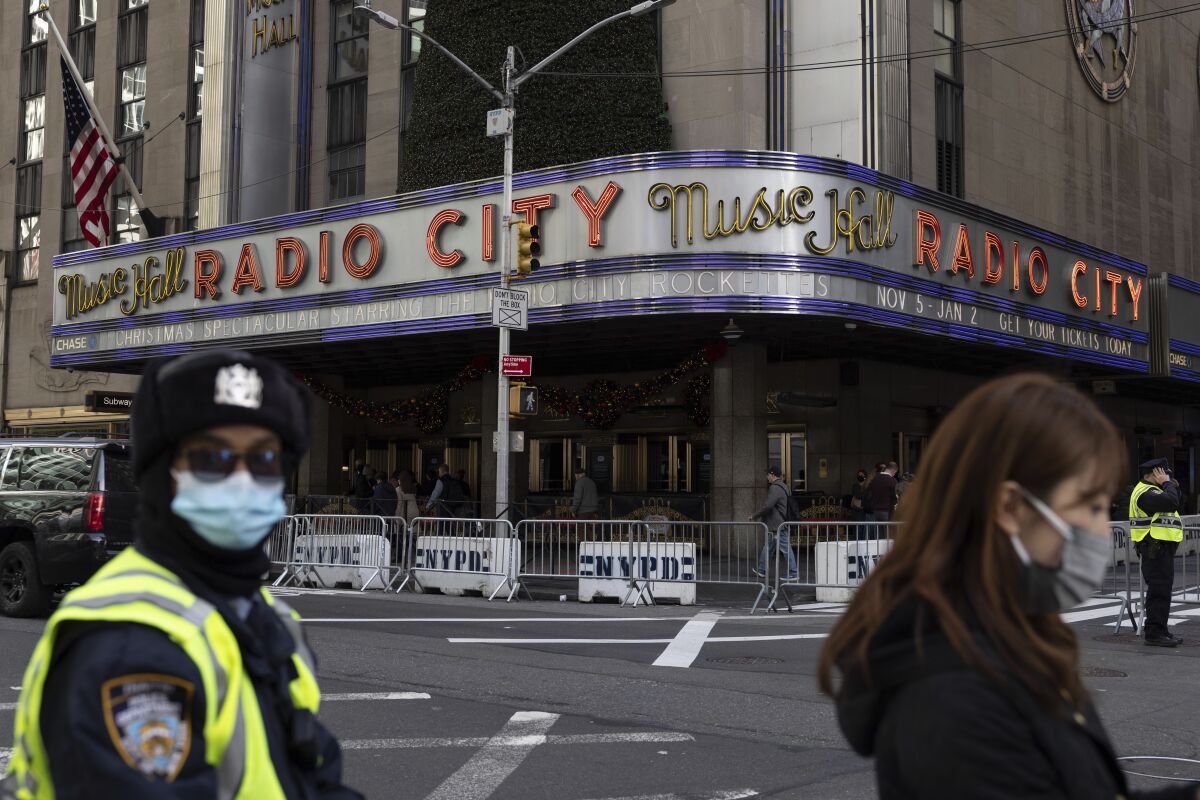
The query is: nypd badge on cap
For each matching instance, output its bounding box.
[214,364,264,409]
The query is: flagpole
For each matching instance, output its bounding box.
[40,3,154,236]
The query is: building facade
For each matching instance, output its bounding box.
[5,0,1200,521]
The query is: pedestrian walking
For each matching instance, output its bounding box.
[750,466,798,579]
[818,372,1197,800]
[1130,457,1185,647]
[571,467,600,519]
[1,349,362,799]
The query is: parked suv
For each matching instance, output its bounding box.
[0,439,137,617]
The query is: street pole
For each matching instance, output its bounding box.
[495,47,516,521]
[352,0,674,520]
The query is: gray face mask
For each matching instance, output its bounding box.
[1011,488,1113,613]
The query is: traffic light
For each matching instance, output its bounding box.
[515,222,541,277]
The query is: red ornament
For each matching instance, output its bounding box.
[703,340,728,363]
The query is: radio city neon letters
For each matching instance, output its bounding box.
[913,208,1142,321]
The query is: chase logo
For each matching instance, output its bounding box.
[52,334,97,353]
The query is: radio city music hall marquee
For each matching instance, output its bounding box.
[51,153,1150,371]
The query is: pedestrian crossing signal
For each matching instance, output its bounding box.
[515,222,540,277]
[508,383,539,417]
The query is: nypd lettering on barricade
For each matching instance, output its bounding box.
[578,542,697,604]
[411,534,519,598]
[815,539,893,602]
[290,533,389,590]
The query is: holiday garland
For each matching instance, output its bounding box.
[298,356,490,433]
[536,342,725,430]
[299,344,725,432]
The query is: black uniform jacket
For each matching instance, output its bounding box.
[39,582,363,800]
[835,599,1196,800]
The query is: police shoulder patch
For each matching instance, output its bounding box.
[101,673,194,781]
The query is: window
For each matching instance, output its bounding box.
[26,0,48,45]
[329,0,368,202]
[70,0,98,81]
[183,122,201,230]
[20,447,95,492]
[934,0,963,197]
[933,0,959,79]
[404,0,427,65]
[767,430,807,493]
[332,0,369,81]
[115,194,140,243]
[936,78,964,197]
[17,214,41,282]
[22,96,45,162]
[120,64,147,136]
[0,449,18,491]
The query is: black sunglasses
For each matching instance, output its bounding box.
[181,447,283,483]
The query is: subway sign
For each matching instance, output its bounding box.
[51,151,1150,371]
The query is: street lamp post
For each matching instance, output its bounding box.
[354,0,675,518]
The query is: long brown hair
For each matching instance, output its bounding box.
[817,372,1125,708]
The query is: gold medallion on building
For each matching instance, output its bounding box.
[1066,0,1136,102]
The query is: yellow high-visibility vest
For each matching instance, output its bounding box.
[1,547,320,800]
[1129,481,1183,543]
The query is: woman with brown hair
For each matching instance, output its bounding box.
[818,373,1197,799]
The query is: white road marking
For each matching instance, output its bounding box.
[1061,605,1133,623]
[707,633,829,642]
[450,638,676,644]
[341,732,695,750]
[579,791,758,800]
[653,612,722,668]
[323,692,430,701]
[0,703,15,711]
[448,633,827,645]
[424,711,559,800]
[303,617,701,623]
[0,748,9,772]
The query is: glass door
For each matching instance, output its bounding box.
[767,430,807,492]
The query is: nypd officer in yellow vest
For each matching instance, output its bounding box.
[2,350,363,799]
[1130,456,1185,648]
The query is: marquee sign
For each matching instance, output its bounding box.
[51,151,1150,372]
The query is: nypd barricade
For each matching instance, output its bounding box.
[768,522,899,610]
[512,519,769,608]
[280,514,390,590]
[516,519,645,602]
[402,518,519,601]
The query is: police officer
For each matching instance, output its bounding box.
[1130,457,1184,647]
[3,350,363,799]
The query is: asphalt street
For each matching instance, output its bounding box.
[2,589,1200,799]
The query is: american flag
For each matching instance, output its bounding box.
[61,56,118,248]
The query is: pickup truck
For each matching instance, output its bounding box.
[0,439,137,617]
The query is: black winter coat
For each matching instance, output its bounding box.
[835,600,1195,800]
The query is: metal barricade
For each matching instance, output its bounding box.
[401,517,518,601]
[277,514,390,591]
[768,521,899,612]
[266,516,295,586]
[1130,523,1200,632]
[626,520,770,609]
[1099,522,1138,634]
[382,517,410,592]
[514,519,648,605]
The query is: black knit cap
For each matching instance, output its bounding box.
[133,348,312,476]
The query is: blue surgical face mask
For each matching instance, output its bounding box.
[170,469,286,551]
